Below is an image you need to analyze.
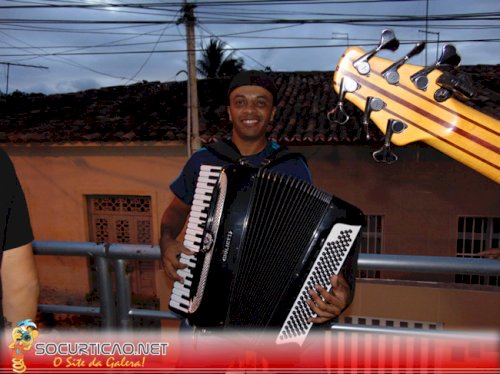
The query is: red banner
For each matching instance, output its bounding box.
[2,328,498,373]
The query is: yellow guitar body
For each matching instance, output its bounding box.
[334,47,500,183]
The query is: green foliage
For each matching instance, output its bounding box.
[197,38,244,79]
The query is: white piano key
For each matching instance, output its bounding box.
[183,241,199,252]
[197,182,216,190]
[195,183,214,191]
[200,164,222,172]
[179,256,196,267]
[199,170,221,179]
[185,228,203,238]
[190,204,208,213]
[192,197,210,205]
[197,176,217,185]
[173,281,189,291]
[187,216,205,225]
[184,233,201,244]
[172,286,189,298]
[170,293,189,306]
[194,189,214,198]
[193,194,212,203]
[169,300,188,314]
[177,268,192,279]
[187,221,204,230]
[189,211,207,219]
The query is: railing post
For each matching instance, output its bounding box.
[95,255,116,328]
[114,258,132,330]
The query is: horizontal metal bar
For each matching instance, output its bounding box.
[33,241,107,257]
[38,304,100,316]
[128,308,181,320]
[32,241,500,275]
[358,253,500,275]
[106,243,160,260]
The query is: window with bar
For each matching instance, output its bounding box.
[456,216,499,287]
[87,195,156,298]
[358,215,383,279]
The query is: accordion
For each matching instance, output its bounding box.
[169,164,364,345]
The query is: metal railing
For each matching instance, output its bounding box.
[33,241,500,331]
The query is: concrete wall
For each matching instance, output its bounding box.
[3,142,499,329]
[346,281,500,330]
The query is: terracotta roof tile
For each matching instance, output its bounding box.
[0,67,498,146]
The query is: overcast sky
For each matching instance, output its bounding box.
[1,0,498,95]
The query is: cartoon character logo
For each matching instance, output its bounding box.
[9,319,38,374]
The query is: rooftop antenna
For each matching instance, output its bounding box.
[0,62,48,94]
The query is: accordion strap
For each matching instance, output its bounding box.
[205,138,307,169]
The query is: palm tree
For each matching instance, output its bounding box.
[197,38,244,78]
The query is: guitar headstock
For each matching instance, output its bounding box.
[330,29,473,163]
[329,31,500,183]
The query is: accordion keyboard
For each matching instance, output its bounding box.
[169,164,222,314]
[276,223,361,346]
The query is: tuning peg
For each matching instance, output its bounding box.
[411,44,461,90]
[353,29,400,75]
[327,77,360,124]
[362,97,386,140]
[372,119,407,164]
[382,42,426,85]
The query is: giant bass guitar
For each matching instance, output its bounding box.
[329,29,499,183]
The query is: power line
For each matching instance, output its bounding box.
[1,12,499,24]
[2,38,498,58]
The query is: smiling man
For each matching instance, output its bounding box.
[160,70,354,331]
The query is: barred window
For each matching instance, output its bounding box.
[358,215,383,279]
[87,195,156,298]
[456,216,499,287]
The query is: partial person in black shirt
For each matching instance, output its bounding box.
[1,149,39,329]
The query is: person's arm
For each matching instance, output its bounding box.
[2,243,39,327]
[159,195,193,283]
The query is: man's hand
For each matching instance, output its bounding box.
[479,248,500,259]
[160,234,194,283]
[307,274,350,324]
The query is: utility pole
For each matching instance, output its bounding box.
[0,62,48,94]
[180,1,200,155]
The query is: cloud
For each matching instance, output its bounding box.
[52,78,101,94]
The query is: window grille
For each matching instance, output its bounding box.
[358,215,383,279]
[340,315,442,330]
[87,195,156,297]
[456,216,499,287]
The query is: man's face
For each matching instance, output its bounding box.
[227,85,276,142]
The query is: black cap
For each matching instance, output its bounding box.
[227,70,278,105]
